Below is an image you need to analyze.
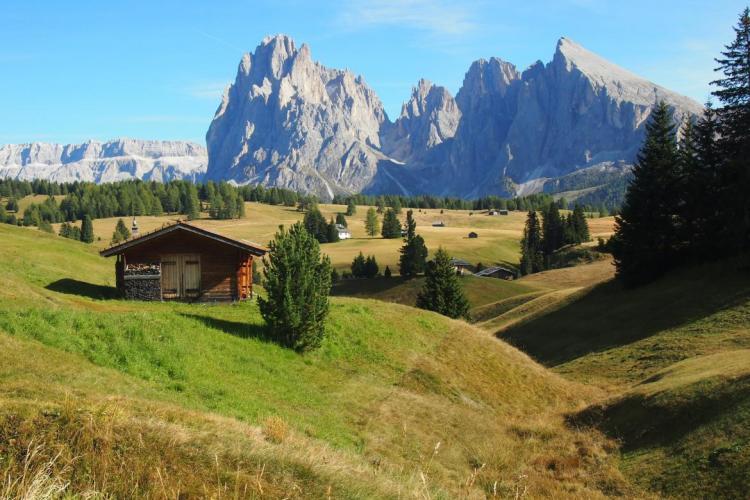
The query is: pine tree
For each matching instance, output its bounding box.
[364,255,379,278]
[712,8,750,250]
[111,218,131,244]
[416,248,470,319]
[0,204,6,223]
[351,252,367,278]
[258,223,332,352]
[303,208,328,243]
[365,207,380,237]
[542,203,564,257]
[335,213,347,227]
[185,185,201,220]
[381,208,401,238]
[384,265,392,278]
[326,218,340,243]
[375,196,386,214]
[571,205,590,243]
[611,101,683,286]
[6,198,18,212]
[346,200,357,216]
[399,210,428,278]
[520,211,544,275]
[80,215,94,243]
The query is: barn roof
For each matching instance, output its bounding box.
[449,257,472,267]
[99,220,268,257]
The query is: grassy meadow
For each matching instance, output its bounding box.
[48,201,616,274]
[0,222,632,498]
[2,195,748,498]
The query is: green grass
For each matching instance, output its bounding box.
[0,223,629,498]
[498,256,750,499]
[332,274,536,314]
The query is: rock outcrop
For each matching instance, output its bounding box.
[0,139,206,183]
[205,35,390,199]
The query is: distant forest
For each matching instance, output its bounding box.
[0,177,609,232]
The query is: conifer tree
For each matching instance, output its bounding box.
[80,215,94,243]
[384,265,392,278]
[6,198,18,212]
[184,184,201,220]
[611,101,682,286]
[416,248,470,319]
[520,210,544,275]
[258,223,332,352]
[712,8,750,250]
[351,252,367,278]
[365,207,380,237]
[542,203,564,257]
[399,210,428,278]
[346,199,357,216]
[326,218,340,243]
[571,205,590,243]
[381,208,401,238]
[303,208,328,243]
[0,204,6,223]
[335,213,347,227]
[364,255,379,278]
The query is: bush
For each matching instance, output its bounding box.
[258,223,332,352]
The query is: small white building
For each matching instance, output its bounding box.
[336,224,351,240]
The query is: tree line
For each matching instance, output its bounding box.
[611,8,750,286]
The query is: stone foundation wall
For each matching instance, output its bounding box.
[123,275,162,301]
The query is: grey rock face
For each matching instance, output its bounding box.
[206,35,703,200]
[381,79,461,164]
[205,35,390,199]
[0,139,207,183]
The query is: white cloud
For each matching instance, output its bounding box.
[338,0,478,37]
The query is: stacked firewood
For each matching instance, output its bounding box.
[124,263,161,276]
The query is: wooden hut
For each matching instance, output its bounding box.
[100,221,267,302]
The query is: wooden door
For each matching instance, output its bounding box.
[161,255,181,299]
[182,254,201,298]
[161,254,201,300]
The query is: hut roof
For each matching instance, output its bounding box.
[449,258,472,267]
[100,220,268,257]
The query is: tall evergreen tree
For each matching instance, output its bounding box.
[80,215,95,243]
[303,208,329,243]
[326,218,340,243]
[351,252,367,278]
[571,205,590,244]
[712,8,750,250]
[335,213,347,227]
[520,211,544,275]
[542,203,564,257]
[346,200,357,216]
[184,184,201,220]
[416,248,470,319]
[399,210,428,278]
[258,223,332,352]
[381,208,401,238]
[364,255,379,278]
[365,207,380,237]
[611,101,683,286]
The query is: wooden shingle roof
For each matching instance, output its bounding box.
[99,220,268,257]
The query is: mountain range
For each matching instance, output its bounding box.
[1,35,704,202]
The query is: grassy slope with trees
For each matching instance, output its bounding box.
[0,223,632,498]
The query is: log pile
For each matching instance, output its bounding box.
[124,263,161,300]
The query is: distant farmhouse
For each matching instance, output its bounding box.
[100,221,267,302]
[475,266,516,280]
[449,258,473,275]
[432,221,445,227]
[488,209,509,216]
[335,224,351,240]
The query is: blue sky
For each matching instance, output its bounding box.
[0,0,746,145]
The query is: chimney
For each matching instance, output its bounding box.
[131,216,139,237]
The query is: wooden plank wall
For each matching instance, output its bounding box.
[122,230,244,301]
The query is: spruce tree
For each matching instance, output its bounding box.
[351,252,367,278]
[303,208,328,243]
[381,208,401,238]
[364,255,379,278]
[542,203,564,257]
[416,248,470,319]
[326,218,340,243]
[335,213,347,227]
[185,185,201,220]
[258,223,332,352]
[384,265,392,278]
[571,205,590,243]
[80,215,94,243]
[611,101,682,286]
[365,207,380,237]
[346,200,357,216]
[712,8,750,250]
[0,204,6,223]
[520,211,544,275]
[399,210,428,278]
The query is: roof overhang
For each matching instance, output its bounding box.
[99,221,268,257]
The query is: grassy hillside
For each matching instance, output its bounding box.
[0,223,631,498]
[499,258,750,498]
